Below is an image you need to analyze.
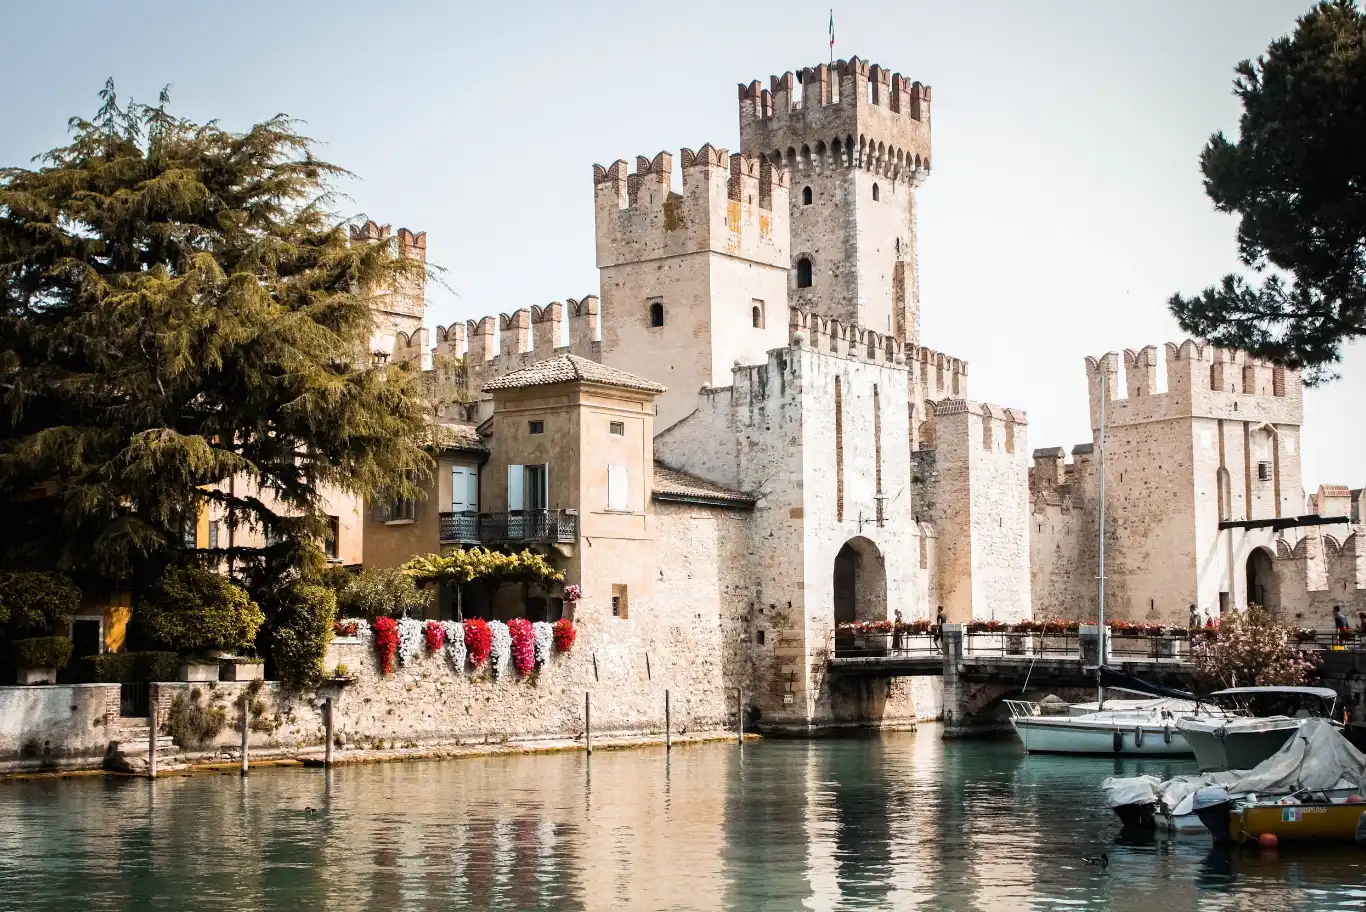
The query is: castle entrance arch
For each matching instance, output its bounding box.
[1245,547,1277,610]
[833,537,888,656]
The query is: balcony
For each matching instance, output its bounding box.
[439,509,578,545]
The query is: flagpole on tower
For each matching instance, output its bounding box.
[829,9,835,64]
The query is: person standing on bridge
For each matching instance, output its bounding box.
[932,607,946,653]
[1334,605,1349,645]
[892,609,905,654]
[1189,604,1199,631]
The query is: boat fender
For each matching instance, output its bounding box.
[1113,730,1123,753]
[1163,724,1172,745]
[1134,726,1144,748]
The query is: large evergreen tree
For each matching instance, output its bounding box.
[0,83,431,588]
[1169,1,1366,383]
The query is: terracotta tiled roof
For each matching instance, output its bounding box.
[652,462,756,507]
[1319,484,1351,497]
[428,418,486,452]
[481,354,666,394]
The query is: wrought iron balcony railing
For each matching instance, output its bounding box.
[439,509,578,545]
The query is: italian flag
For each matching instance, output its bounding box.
[829,10,835,53]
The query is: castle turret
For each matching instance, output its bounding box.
[739,57,931,345]
[593,145,791,430]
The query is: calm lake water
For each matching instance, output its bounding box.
[1,727,1364,911]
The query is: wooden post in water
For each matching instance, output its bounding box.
[239,699,249,777]
[323,697,335,768]
[736,687,743,745]
[665,689,671,752]
[585,692,592,756]
[147,683,158,780]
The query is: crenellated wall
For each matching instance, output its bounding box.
[349,220,428,365]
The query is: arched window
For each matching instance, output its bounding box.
[796,257,813,289]
[649,301,664,327]
[872,183,880,202]
[802,186,813,206]
[752,304,763,328]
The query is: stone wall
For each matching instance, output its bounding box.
[0,684,119,771]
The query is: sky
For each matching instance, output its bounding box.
[2,0,1358,491]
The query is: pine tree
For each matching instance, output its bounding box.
[1169,1,1366,383]
[0,82,431,589]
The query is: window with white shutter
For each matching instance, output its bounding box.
[608,464,629,512]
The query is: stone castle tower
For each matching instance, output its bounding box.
[739,58,932,345]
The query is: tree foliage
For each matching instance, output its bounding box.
[334,566,428,620]
[0,570,80,638]
[1191,607,1317,690]
[134,566,264,654]
[258,577,336,689]
[1169,1,1366,383]
[0,82,432,585]
[401,548,565,588]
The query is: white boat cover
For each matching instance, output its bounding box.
[1102,720,1365,813]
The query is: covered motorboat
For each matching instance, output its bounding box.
[1177,686,1340,772]
[1103,719,1366,839]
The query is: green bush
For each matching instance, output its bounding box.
[165,688,227,749]
[0,572,80,637]
[261,581,336,689]
[11,636,72,668]
[81,651,181,683]
[136,567,264,654]
[336,567,427,620]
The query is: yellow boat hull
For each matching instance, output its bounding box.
[1231,803,1366,843]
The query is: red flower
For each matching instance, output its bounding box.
[424,620,446,653]
[508,618,535,675]
[465,618,493,666]
[333,620,359,637]
[373,616,399,675]
[553,618,576,652]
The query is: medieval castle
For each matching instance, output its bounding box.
[343,55,1360,729]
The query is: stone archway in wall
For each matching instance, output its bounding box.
[833,536,889,656]
[1246,546,1277,612]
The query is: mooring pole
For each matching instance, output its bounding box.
[736,687,743,745]
[323,697,335,768]
[585,692,593,755]
[147,683,158,780]
[239,700,249,777]
[665,689,672,752]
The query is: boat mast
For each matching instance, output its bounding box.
[1097,370,1107,707]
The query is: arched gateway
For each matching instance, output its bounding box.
[1246,546,1277,609]
[833,537,888,656]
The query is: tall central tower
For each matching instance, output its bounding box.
[739,57,931,344]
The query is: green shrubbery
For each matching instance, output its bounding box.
[136,567,264,655]
[0,571,80,637]
[334,567,427,620]
[165,687,227,749]
[81,651,180,683]
[261,581,336,689]
[11,636,72,668]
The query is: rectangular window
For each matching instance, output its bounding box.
[612,584,629,619]
[525,464,548,511]
[389,497,416,523]
[324,516,339,560]
[451,465,478,513]
[609,421,624,436]
[528,420,545,435]
[608,464,629,511]
[182,518,197,549]
[208,520,220,550]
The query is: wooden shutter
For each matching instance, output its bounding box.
[507,464,525,512]
[608,464,629,511]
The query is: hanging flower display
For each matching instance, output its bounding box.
[508,618,535,675]
[397,616,424,666]
[553,618,577,652]
[442,621,465,669]
[563,584,582,603]
[372,616,399,674]
[532,621,554,667]
[424,620,446,653]
[489,620,512,680]
[464,618,492,666]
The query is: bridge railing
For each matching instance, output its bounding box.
[963,631,1080,658]
[832,631,942,659]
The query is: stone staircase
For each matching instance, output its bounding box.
[104,720,182,773]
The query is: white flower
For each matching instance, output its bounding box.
[396,616,424,666]
[533,621,554,666]
[489,620,512,680]
[443,621,465,670]
[340,617,371,643]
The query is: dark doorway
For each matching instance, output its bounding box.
[832,537,889,656]
[1246,547,1276,609]
[70,619,101,662]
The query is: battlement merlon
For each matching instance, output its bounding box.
[594,146,789,270]
[737,57,931,177]
[787,305,965,397]
[432,297,601,397]
[1084,341,1303,430]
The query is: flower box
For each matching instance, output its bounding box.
[179,662,220,683]
[220,659,265,681]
